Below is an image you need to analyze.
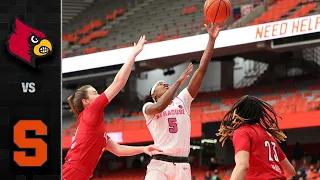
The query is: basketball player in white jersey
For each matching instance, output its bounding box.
[142,23,225,180]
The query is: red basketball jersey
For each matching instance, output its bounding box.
[232,124,286,180]
[63,93,110,179]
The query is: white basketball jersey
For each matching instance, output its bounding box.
[142,88,194,157]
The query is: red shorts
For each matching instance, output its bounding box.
[62,165,91,180]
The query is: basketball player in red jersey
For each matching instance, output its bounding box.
[216,95,296,180]
[62,35,162,180]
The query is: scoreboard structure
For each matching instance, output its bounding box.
[0,0,61,179]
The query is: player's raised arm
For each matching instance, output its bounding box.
[144,63,193,116]
[67,36,147,119]
[187,23,225,98]
[104,35,147,101]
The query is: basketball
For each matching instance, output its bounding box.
[204,0,232,24]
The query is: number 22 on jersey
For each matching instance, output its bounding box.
[264,140,279,162]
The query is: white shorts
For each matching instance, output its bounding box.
[145,159,191,180]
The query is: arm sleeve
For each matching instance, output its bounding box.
[142,102,155,125]
[232,127,251,154]
[88,93,110,113]
[177,88,194,115]
[277,144,286,161]
[83,93,109,125]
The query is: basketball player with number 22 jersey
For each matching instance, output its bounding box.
[142,23,225,180]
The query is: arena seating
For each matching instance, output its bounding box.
[62,0,319,58]
[62,0,131,56]
[87,144,320,180]
[61,0,250,57]
[287,2,317,19]
[63,0,128,34]
[69,142,320,180]
[62,82,320,180]
[91,166,234,180]
[111,83,320,125]
[249,0,319,26]
[68,0,206,56]
[91,162,320,179]
[62,81,320,136]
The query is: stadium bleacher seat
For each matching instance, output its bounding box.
[78,30,109,45]
[181,5,198,15]
[83,47,98,54]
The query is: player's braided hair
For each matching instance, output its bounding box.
[67,85,92,117]
[216,95,287,147]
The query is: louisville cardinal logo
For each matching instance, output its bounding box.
[6,17,53,68]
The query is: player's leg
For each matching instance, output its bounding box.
[145,159,168,180]
[174,163,192,180]
[145,169,167,180]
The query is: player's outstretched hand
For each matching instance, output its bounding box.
[204,22,226,40]
[178,63,193,84]
[143,145,163,156]
[132,35,147,56]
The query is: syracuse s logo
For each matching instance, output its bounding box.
[6,17,53,68]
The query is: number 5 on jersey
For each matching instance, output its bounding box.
[168,118,178,133]
[14,120,47,167]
